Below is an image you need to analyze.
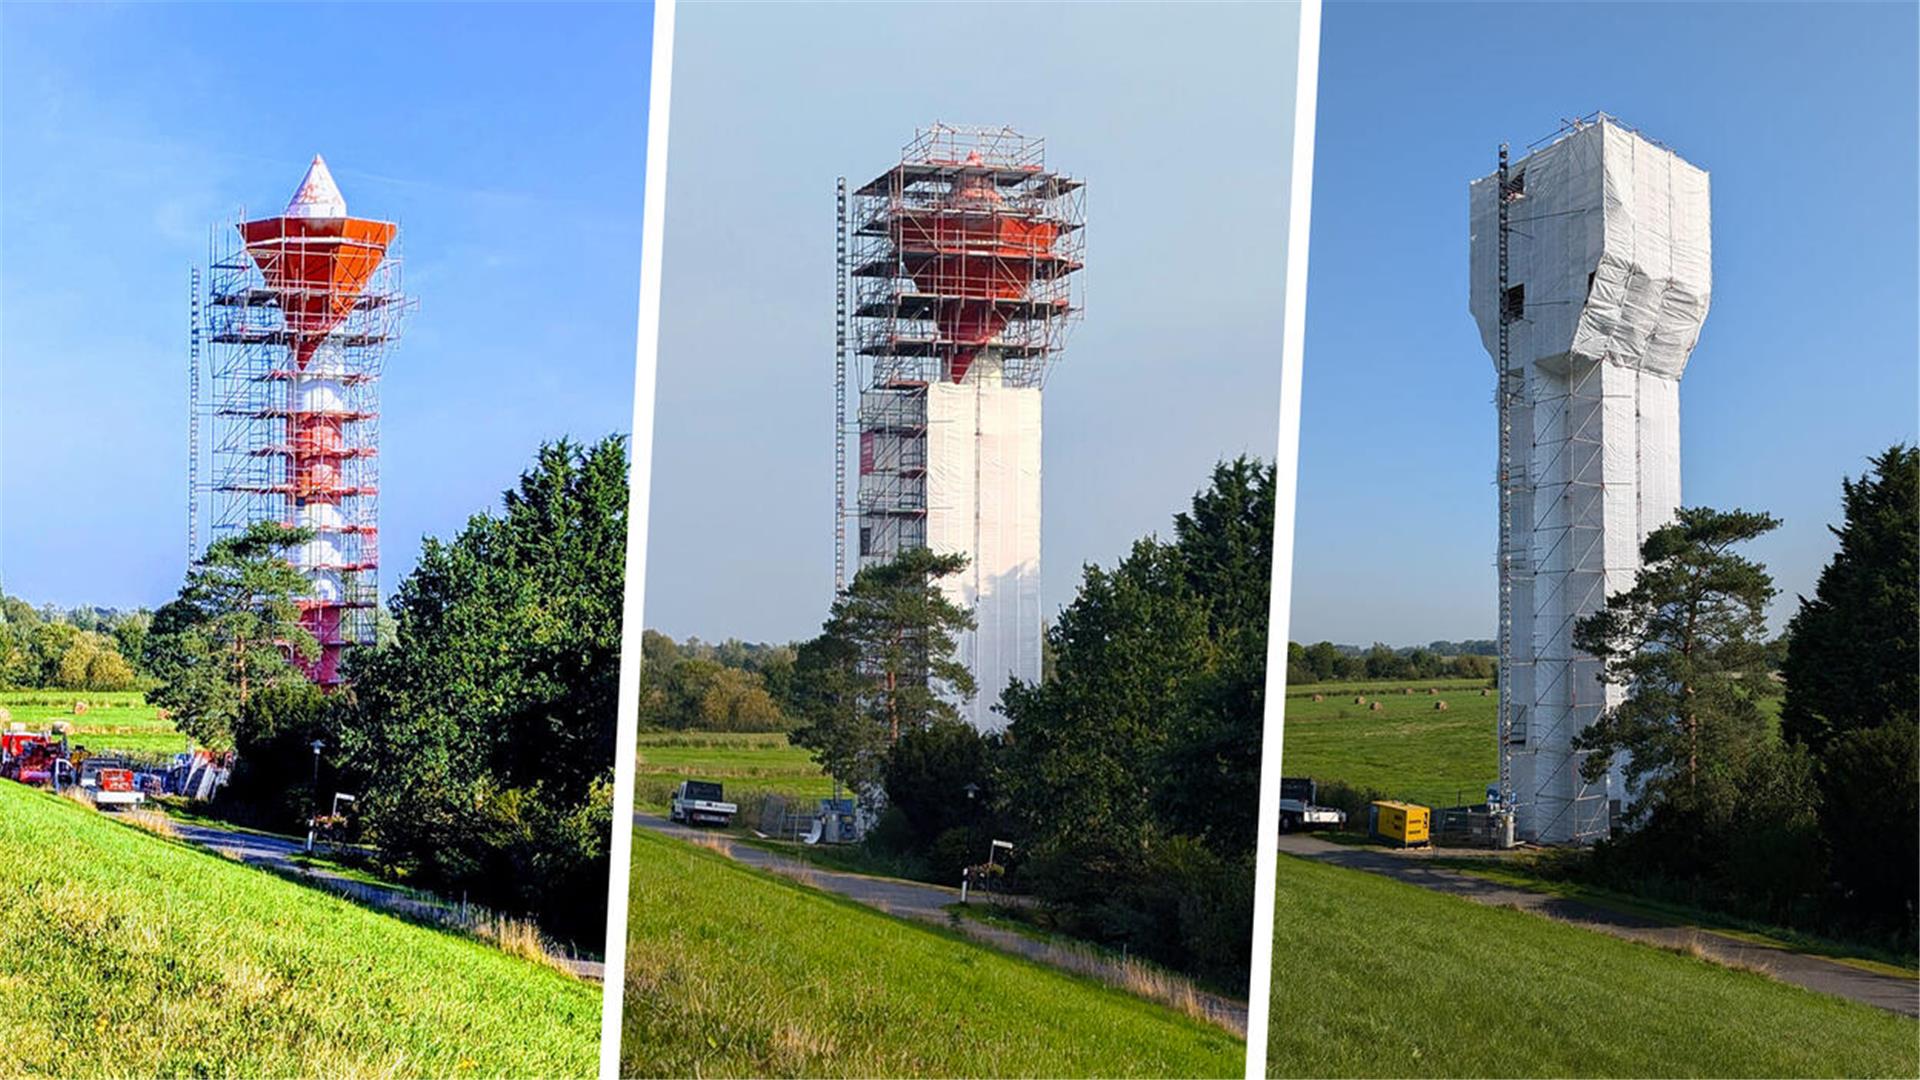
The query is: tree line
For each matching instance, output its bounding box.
[0,598,149,692]
[783,457,1276,989]
[1286,640,1495,684]
[141,437,626,951]
[636,631,794,732]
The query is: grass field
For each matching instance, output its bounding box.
[1278,679,1495,807]
[0,688,192,757]
[635,730,835,812]
[1268,854,1918,1078]
[623,829,1244,1078]
[0,781,599,1076]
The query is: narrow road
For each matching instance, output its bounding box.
[637,811,1249,1035]
[170,818,605,981]
[1278,833,1919,1018]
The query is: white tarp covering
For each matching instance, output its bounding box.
[1469,118,1711,843]
[1470,120,1711,380]
[926,378,1043,733]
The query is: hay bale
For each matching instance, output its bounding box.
[1435,700,1449,711]
[1311,693,1325,703]
[1354,696,1367,705]
[0,707,10,724]
[71,701,90,716]
[1401,687,1413,695]
[1368,701,1383,712]
[1427,687,1439,695]
[1480,688,1491,697]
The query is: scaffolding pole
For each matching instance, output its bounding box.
[188,267,203,567]
[835,177,849,596]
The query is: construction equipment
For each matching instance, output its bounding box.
[1,726,70,787]
[1368,800,1431,848]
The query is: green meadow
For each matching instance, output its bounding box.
[623,828,1243,1078]
[635,730,836,812]
[1269,854,1918,1078]
[0,782,599,1077]
[0,688,192,757]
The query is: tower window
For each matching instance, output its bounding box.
[1501,283,1525,323]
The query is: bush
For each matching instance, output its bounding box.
[1819,720,1919,938]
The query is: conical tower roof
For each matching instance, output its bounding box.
[284,154,348,219]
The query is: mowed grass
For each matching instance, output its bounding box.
[0,782,598,1077]
[1268,854,1919,1077]
[0,688,192,757]
[1280,679,1494,807]
[623,829,1244,1078]
[635,730,835,811]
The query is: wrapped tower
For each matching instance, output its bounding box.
[1469,116,1711,843]
[844,125,1085,732]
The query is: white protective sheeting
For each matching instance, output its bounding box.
[1469,119,1710,844]
[925,378,1043,733]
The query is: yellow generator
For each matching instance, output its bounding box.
[1368,800,1431,847]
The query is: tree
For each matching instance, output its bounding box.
[789,548,974,789]
[1572,508,1781,823]
[1779,445,1919,929]
[995,459,1272,984]
[336,436,627,947]
[1780,445,1918,753]
[145,521,318,750]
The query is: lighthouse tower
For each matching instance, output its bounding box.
[842,125,1085,731]
[1469,116,1712,843]
[197,157,410,686]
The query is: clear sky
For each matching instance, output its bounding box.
[644,1,1302,645]
[1290,1,1918,647]
[1,2,651,610]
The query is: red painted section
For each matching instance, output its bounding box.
[894,174,1065,382]
[239,211,395,690]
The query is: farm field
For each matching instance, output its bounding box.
[1279,678,1494,808]
[0,688,192,757]
[0,782,599,1077]
[635,730,835,812]
[623,828,1244,1078]
[1268,854,1919,1078]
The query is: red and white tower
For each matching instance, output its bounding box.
[195,156,410,686]
[843,125,1085,731]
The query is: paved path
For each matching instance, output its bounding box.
[637,811,1249,1034]
[1278,834,1919,1018]
[171,818,605,981]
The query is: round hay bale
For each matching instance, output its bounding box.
[1368,701,1383,712]
[1480,688,1491,697]
[1435,700,1449,711]
[1428,687,1439,695]
[1401,687,1413,695]
[1354,696,1367,705]
[1311,693,1325,703]
[71,701,90,716]
[156,708,171,721]
[0,707,10,724]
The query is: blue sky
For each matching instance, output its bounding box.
[1291,1,1918,646]
[1,1,651,609]
[644,2,1302,644]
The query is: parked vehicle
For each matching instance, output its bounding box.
[1278,777,1347,833]
[77,759,144,810]
[669,780,737,827]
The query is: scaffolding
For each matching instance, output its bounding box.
[191,196,411,687]
[843,124,1084,575]
[1475,115,1709,843]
